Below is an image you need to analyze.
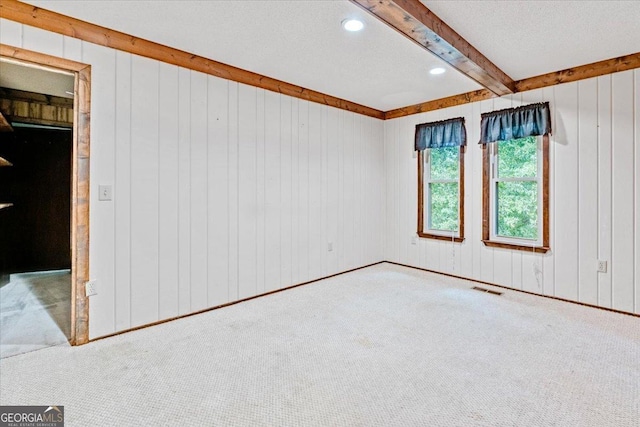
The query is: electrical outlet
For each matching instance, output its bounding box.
[85,280,98,297]
[328,242,333,252]
[597,260,607,273]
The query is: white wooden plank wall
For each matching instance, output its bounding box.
[1,21,385,338]
[384,71,640,315]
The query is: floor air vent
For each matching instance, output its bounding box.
[471,286,503,296]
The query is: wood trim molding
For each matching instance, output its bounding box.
[385,89,495,120]
[386,52,640,119]
[1,44,91,345]
[349,0,514,96]
[417,146,465,243]
[515,52,640,92]
[0,0,384,120]
[481,135,550,255]
[481,240,549,254]
[90,261,386,342]
[481,144,490,241]
[2,1,637,121]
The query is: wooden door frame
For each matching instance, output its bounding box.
[1,44,91,345]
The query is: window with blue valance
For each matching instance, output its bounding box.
[479,102,551,144]
[414,117,467,151]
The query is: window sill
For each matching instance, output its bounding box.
[419,232,464,243]
[481,240,549,253]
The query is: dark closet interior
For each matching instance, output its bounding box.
[0,126,72,276]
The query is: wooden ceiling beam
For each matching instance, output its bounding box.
[349,0,515,96]
[385,51,640,119]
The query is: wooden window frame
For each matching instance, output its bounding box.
[417,146,465,242]
[482,135,550,253]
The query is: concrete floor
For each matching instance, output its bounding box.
[0,270,71,358]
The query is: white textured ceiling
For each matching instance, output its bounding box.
[20,1,640,110]
[424,0,640,80]
[24,0,482,111]
[0,59,75,98]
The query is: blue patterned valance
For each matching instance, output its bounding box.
[479,102,551,144]
[414,117,466,151]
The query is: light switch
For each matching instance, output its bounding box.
[98,185,112,201]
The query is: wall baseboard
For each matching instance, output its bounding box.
[92,258,637,343]
[384,261,640,318]
[90,261,386,343]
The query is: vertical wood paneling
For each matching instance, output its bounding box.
[635,70,640,315]
[227,82,240,301]
[384,119,397,262]
[5,23,386,340]
[470,102,482,280]
[189,71,208,310]
[279,96,293,289]
[460,104,479,277]
[22,26,62,57]
[83,42,116,338]
[177,67,191,315]
[0,18,23,47]
[298,100,310,282]
[264,91,281,291]
[256,89,266,294]
[320,105,329,277]
[597,75,613,308]
[384,72,638,315]
[114,51,132,331]
[577,79,599,305]
[62,36,81,62]
[290,98,301,282]
[343,112,355,269]
[327,107,340,273]
[308,102,323,280]
[129,55,159,327]
[554,82,579,301]
[541,86,555,297]
[237,84,257,299]
[207,76,230,306]
[158,62,179,320]
[611,72,635,313]
[407,116,420,268]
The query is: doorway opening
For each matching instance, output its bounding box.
[0,45,91,356]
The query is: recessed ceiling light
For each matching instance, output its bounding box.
[430,67,446,75]
[342,19,364,32]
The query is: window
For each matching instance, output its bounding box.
[418,146,464,241]
[482,134,549,253]
[415,117,466,242]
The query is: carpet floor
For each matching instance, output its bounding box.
[0,263,637,426]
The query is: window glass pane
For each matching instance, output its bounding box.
[429,182,458,231]
[430,146,458,180]
[497,181,538,239]
[498,136,537,178]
